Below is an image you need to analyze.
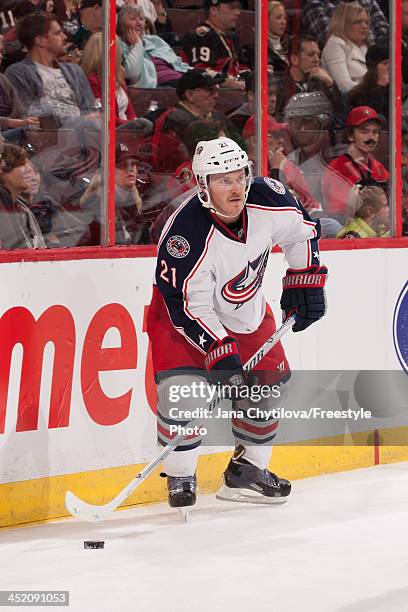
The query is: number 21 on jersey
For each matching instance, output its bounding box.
[160,260,177,288]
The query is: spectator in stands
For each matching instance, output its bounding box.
[244,114,319,211]
[349,43,389,120]
[71,0,102,51]
[43,1,81,38]
[150,0,179,47]
[302,0,388,47]
[151,68,241,172]
[1,0,37,70]
[321,2,369,94]
[228,71,279,133]
[82,33,137,127]
[243,113,341,237]
[117,0,178,45]
[151,119,227,243]
[337,185,389,238]
[322,106,389,224]
[17,159,89,246]
[181,0,247,89]
[0,35,41,142]
[117,4,190,88]
[285,91,340,208]
[279,35,346,125]
[121,1,156,22]
[267,1,289,75]
[5,12,97,129]
[166,118,227,196]
[0,143,46,249]
[80,142,148,245]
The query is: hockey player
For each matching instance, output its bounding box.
[146,137,327,508]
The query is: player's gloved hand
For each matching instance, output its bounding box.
[204,337,261,407]
[280,264,328,332]
[204,336,244,389]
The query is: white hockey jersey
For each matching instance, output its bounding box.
[155,177,321,355]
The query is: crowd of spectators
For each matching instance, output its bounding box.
[0,0,405,251]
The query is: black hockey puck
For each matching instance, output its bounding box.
[84,540,104,549]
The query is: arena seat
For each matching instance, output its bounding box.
[129,87,245,118]
[129,87,178,116]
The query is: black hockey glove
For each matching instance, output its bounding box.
[204,336,245,388]
[204,337,261,407]
[280,264,328,332]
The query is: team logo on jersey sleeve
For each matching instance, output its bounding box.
[166,235,190,258]
[264,177,286,194]
[222,248,269,309]
[393,281,408,373]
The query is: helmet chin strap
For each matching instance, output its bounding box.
[213,206,245,219]
[201,198,245,218]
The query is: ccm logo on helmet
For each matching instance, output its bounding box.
[222,155,243,164]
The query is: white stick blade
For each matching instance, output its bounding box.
[65,491,109,522]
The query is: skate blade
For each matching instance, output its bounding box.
[177,507,192,522]
[215,484,288,505]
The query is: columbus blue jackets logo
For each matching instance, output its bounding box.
[264,177,286,195]
[222,248,269,309]
[166,235,190,258]
[393,281,408,374]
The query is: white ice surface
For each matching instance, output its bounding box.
[2,463,408,612]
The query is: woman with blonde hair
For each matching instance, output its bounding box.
[321,2,369,93]
[267,0,290,74]
[337,185,389,238]
[81,33,137,127]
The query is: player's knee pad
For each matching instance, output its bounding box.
[157,373,208,451]
[231,378,289,445]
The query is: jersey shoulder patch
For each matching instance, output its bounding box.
[159,195,213,259]
[246,176,300,210]
[263,177,286,195]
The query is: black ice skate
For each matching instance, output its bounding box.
[166,474,197,509]
[216,447,291,504]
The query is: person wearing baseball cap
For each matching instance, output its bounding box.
[115,142,140,168]
[152,68,240,173]
[80,141,147,245]
[175,68,225,98]
[349,44,389,118]
[181,0,248,88]
[323,105,389,223]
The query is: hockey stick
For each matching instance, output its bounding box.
[65,314,296,522]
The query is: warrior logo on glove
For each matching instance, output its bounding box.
[280,265,328,332]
